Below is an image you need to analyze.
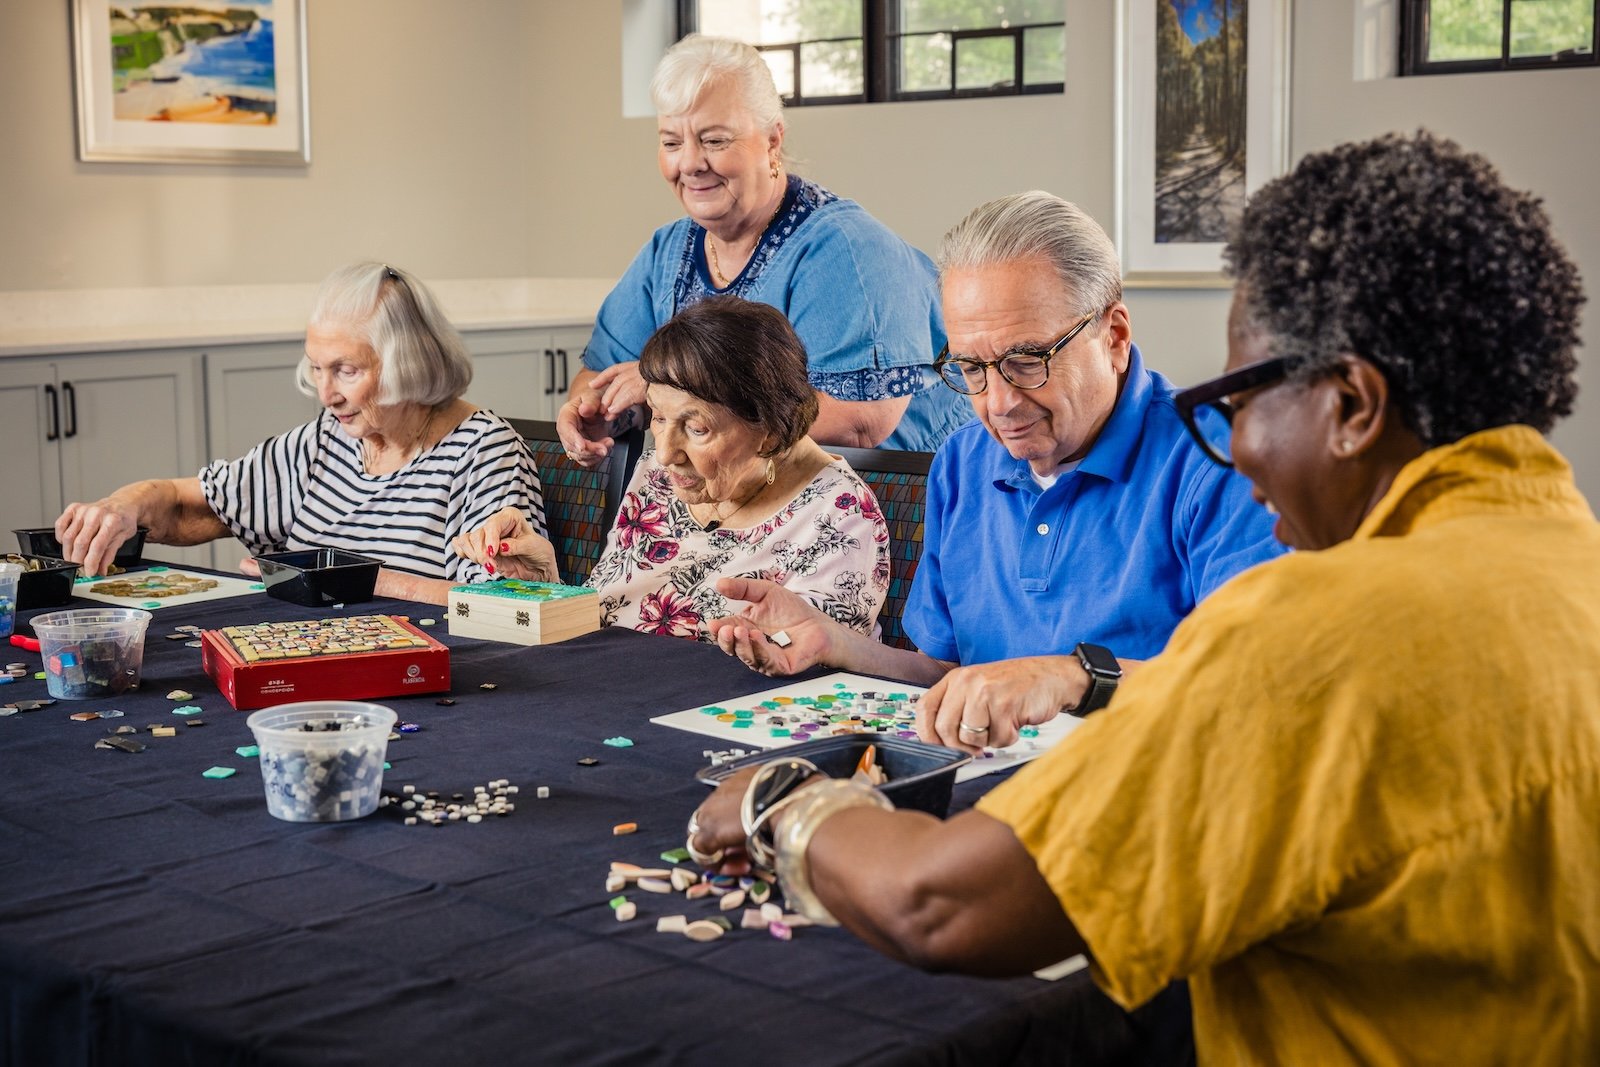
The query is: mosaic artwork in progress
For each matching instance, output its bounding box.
[218,615,430,662]
[651,672,1084,783]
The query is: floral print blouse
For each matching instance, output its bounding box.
[585,449,890,642]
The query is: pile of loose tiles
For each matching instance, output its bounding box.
[605,860,811,942]
[381,780,518,825]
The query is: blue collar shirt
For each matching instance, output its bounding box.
[904,344,1285,665]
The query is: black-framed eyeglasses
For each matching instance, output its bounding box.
[933,310,1099,396]
[1174,355,1303,468]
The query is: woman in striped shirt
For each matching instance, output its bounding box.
[53,262,545,605]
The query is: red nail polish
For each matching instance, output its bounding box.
[500,542,510,553]
[487,544,496,557]
[486,562,495,575]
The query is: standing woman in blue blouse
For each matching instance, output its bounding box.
[559,34,971,464]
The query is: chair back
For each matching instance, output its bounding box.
[509,419,644,586]
[829,445,933,651]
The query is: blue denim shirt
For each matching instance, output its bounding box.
[583,178,973,452]
[905,344,1285,664]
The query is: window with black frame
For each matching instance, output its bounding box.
[679,0,1065,105]
[1402,0,1597,75]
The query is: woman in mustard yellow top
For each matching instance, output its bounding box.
[689,132,1600,1065]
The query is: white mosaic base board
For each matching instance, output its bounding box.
[652,671,1083,783]
[73,567,266,610]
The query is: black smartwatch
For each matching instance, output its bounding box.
[1070,642,1121,716]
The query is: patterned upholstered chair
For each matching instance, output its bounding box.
[508,419,644,586]
[830,445,933,651]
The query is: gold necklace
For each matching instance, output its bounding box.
[705,192,787,289]
[699,458,779,531]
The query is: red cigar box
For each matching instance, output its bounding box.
[201,614,450,710]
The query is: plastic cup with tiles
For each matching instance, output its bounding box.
[246,701,398,822]
[30,607,152,699]
[0,562,20,639]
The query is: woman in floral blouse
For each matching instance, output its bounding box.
[454,297,890,642]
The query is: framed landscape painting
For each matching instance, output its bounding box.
[1116,0,1290,285]
[72,0,310,165]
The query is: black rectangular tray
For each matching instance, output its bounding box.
[696,734,970,817]
[255,549,381,607]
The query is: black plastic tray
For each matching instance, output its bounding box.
[6,555,81,611]
[15,527,147,567]
[696,734,971,817]
[255,549,381,607]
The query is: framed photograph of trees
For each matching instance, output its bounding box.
[1115,0,1291,285]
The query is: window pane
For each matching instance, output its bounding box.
[697,1,862,46]
[901,0,1065,35]
[1023,24,1064,84]
[1509,0,1594,57]
[955,35,1016,91]
[899,31,953,92]
[761,48,797,98]
[800,39,864,96]
[1427,0,1506,61]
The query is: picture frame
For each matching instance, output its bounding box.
[72,0,310,166]
[1115,0,1291,287]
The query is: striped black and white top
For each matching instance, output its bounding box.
[199,410,545,583]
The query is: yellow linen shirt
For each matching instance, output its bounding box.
[979,425,1600,1065]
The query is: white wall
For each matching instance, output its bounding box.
[0,1,536,289]
[520,1,1596,498]
[0,1,1593,498]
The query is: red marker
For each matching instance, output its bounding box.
[9,634,40,652]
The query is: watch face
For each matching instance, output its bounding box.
[1077,642,1121,677]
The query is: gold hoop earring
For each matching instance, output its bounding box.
[771,160,781,179]
[765,457,776,485]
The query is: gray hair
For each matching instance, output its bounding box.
[298,262,472,407]
[939,191,1123,316]
[651,33,784,133]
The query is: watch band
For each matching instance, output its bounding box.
[1070,642,1121,716]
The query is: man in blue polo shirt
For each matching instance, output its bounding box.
[710,191,1281,744]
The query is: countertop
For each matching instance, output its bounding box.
[0,277,615,357]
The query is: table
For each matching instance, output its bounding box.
[0,585,1191,1066]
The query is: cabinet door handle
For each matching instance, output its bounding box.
[62,381,78,438]
[543,349,556,396]
[44,384,59,442]
[556,349,570,395]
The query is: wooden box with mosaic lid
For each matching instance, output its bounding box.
[446,579,599,645]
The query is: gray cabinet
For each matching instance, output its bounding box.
[0,351,209,567]
[464,326,590,422]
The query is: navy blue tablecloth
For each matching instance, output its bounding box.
[0,584,1190,1066]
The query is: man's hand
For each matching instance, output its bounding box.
[708,576,843,676]
[451,507,560,582]
[917,656,1088,753]
[55,498,140,577]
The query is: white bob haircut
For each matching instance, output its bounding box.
[298,262,473,408]
[651,33,784,132]
[939,191,1124,318]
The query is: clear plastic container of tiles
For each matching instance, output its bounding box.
[246,701,397,822]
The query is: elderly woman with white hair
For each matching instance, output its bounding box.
[53,261,545,604]
[559,34,971,462]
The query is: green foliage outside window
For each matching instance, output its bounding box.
[1422,0,1595,65]
[693,0,1064,103]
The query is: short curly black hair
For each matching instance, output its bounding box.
[1225,130,1584,446]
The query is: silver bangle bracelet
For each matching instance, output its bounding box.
[771,779,892,926]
